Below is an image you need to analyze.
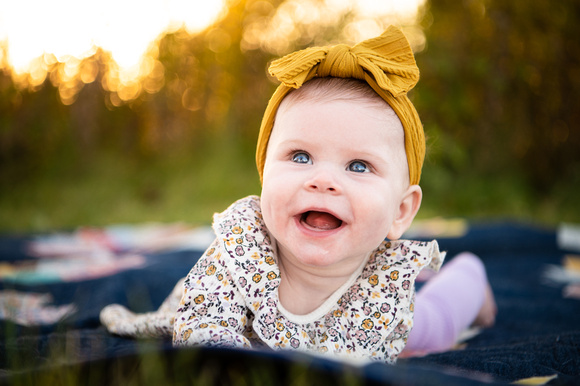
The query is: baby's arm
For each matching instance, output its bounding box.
[405,252,496,353]
[100,278,184,338]
[173,240,252,348]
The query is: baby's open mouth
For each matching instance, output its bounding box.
[300,211,343,230]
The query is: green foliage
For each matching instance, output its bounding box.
[0,0,579,232]
[415,0,580,191]
[0,141,261,232]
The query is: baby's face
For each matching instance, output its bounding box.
[260,98,410,276]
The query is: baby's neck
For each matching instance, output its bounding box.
[278,272,343,316]
[276,253,369,316]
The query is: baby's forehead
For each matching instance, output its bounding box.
[275,79,404,139]
[273,95,406,154]
[278,77,392,113]
[278,97,402,137]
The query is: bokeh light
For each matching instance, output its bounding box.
[0,0,425,105]
[0,0,227,104]
[241,0,426,54]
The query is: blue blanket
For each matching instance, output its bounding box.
[1,222,579,385]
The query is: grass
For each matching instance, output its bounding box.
[419,161,580,226]
[0,140,578,233]
[0,140,262,233]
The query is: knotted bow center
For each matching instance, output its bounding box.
[318,44,366,80]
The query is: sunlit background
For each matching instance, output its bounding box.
[0,0,578,231]
[0,0,424,105]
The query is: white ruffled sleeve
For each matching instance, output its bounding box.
[173,238,252,349]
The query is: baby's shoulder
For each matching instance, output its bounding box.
[367,239,444,272]
[195,195,281,297]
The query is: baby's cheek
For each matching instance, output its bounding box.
[260,196,274,228]
[260,191,284,231]
[365,210,396,243]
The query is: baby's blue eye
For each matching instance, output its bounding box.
[348,161,369,173]
[292,152,311,164]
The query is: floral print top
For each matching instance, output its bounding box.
[173,195,443,363]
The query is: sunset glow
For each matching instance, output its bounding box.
[0,0,227,104]
[241,0,426,54]
[0,0,424,105]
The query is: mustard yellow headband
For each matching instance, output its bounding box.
[255,25,425,185]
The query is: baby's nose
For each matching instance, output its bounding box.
[305,168,341,193]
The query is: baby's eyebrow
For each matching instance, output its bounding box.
[347,146,392,160]
[277,138,309,148]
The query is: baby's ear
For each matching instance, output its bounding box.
[387,185,422,240]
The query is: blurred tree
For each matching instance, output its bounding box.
[0,0,424,175]
[415,0,580,192]
[1,0,578,225]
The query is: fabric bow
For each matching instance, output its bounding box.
[268,26,419,97]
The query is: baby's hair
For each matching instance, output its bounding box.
[276,77,398,119]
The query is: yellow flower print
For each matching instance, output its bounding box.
[232,226,243,234]
[274,338,288,348]
[390,270,399,281]
[318,346,328,353]
[236,238,243,244]
[217,273,223,281]
[333,309,343,317]
[320,333,328,343]
[265,255,275,265]
[410,302,414,312]
[368,274,379,286]
[251,252,260,260]
[276,322,284,331]
[199,323,208,328]
[194,294,205,304]
[386,242,391,248]
[206,265,216,275]
[220,320,229,327]
[267,271,277,280]
[381,264,391,271]
[252,273,262,283]
[207,248,215,256]
[286,331,292,339]
[183,328,193,340]
[373,311,381,319]
[362,318,374,330]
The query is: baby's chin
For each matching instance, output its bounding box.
[277,240,369,274]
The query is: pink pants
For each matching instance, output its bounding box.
[405,252,488,353]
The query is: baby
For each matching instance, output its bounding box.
[100,26,496,363]
[171,26,496,362]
